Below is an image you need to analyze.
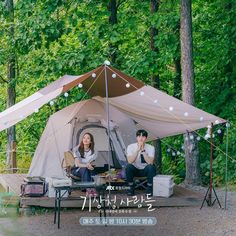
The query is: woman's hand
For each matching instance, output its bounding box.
[86,163,94,170]
[74,158,80,167]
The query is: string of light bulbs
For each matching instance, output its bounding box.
[1,62,233,164]
[105,64,234,163]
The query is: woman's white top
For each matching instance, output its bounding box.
[72,146,97,164]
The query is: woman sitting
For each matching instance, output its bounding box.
[71,132,97,182]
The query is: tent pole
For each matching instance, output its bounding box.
[209,123,214,206]
[224,124,229,210]
[104,64,111,190]
[200,123,221,209]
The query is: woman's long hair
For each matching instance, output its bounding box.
[78,132,94,158]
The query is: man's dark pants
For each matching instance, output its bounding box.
[125,163,156,188]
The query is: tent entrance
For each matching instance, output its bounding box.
[74,123,124,173]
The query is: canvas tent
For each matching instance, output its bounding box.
[0,64,226,178]
[28,99,138,178]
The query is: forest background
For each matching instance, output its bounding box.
[0,0,235,186]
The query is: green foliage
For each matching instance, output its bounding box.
[0,0,235,186]
[162,155,185,184]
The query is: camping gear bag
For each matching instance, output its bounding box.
[46,177,69,198]
[20,176,48,197]
[52,178,72,187]
[62,151,75,169]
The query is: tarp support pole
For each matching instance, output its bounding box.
[224,123,229,210]
[10,141,17,173]
[104,65,111,187]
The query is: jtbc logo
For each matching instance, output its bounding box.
[106,185,115,190]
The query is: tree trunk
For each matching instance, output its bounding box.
[150,0,162,173]
[5,0,17,171]
[224,1,234,88]
[173,21,182,99]
[108,0,118,64]
[180,0,200,185]
[174,57,181,99]
[153,139,162,173]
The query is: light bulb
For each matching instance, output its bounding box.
[226,123,230,128]
[172,152,176,156]
[140,91,144,96]
[200,117,204,121]
[169,106,174,111]
[78,83,83,88]
[190,135,194,140]
[92,73,96,78]
[64,92,69,98]
[112,73,117,78]
[154,99,158,104]
[49,101,54,106]
[197,136,201,141]
[104,60,111,65]
[217,129,222,134]
[167,148,171,152]
[184,112,189,117]
[126,83,130,88]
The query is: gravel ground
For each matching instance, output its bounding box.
[0,187,235,236]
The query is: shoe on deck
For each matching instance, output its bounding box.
[127,186,135,196]
[86,188,98,197]
[146,186,153,197]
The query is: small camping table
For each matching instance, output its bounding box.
[53,182,107,229]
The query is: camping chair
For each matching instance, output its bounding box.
[61,151,80,182]
[134,177,147,190]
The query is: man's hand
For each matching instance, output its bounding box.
[142,151,154,165]
[137,142,144,151]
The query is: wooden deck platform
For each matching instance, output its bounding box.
[0,174,204,208]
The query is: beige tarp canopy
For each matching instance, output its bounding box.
[0,64,226,138]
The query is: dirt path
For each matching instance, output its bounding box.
[0,188,235,236]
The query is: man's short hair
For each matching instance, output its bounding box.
[136,129,148,138]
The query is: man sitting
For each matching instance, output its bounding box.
[126,129,156,196]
